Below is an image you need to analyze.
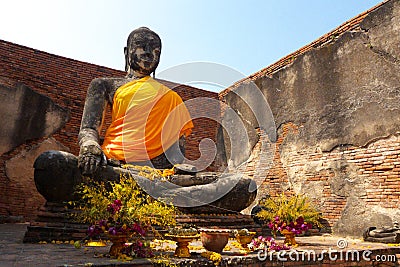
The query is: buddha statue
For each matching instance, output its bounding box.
[363,222,400,243]
[33,27,256,213]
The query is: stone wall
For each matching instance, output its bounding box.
[0,40,218,221]
[220,0,400,237]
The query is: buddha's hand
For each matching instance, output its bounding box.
[78,140,107,176]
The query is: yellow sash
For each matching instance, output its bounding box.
[102,76,193,162]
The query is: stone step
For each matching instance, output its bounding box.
[24,202,269,243]
[23,225,88,243]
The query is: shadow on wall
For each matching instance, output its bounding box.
[0,83,69,155]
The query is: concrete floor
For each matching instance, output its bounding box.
[1,223,400,267]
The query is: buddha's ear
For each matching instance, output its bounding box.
[124,46,128,72]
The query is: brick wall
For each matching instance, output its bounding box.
[235,122,400,232]
[0,40,218,221]
[218,0,400,236]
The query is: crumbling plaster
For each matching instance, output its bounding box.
[221,0,400,236]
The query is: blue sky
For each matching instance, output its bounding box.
[1,0,383,92]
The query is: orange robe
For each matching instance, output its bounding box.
[102,76,193,162]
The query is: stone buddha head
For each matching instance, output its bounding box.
[124,27,162,78]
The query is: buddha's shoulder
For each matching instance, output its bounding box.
[91,77,130,88]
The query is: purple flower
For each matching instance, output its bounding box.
[114,199,122,206]
[106,199,123,215]
[87,224,102,237]
[132,223,145,236]
[98,219,107,227]
[108,227,117,235]
[249,235,291,252]
[87,225,95,235]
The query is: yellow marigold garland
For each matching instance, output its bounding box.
[201,251,222,266]
[122,164,175,180]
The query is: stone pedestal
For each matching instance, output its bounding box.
[23,202,88,243]
[24,203,269,243]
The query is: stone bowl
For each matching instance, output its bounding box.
[199,228,231,253]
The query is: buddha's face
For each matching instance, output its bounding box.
[125,29,161,76]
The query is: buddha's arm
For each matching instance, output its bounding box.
[78,78,109,175]
[78,78,109,145]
